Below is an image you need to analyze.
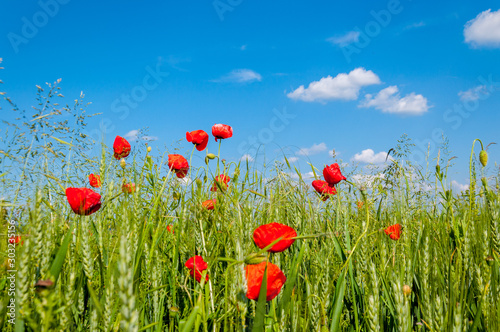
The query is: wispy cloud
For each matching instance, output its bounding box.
[124,130,158,141]
[458,85,488,101]
[158,55,191,71]
[359,86,430,115]
[296,142,327,156]
[212,69,262,83]
[287,68,381,103]
[404,21,426,30]
[327,31,360,46]
[464,9,500,48]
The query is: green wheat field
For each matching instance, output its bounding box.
[1,76,499,331]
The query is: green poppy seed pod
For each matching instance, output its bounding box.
[244,252,267,265]
[206,153,216,160]
[120,158,126,169]
[147,146,152,153]
[479,150,488,167]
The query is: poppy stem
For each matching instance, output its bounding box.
[216,140,222,175]
[188,145,196,182]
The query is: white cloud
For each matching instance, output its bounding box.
[464,9,500,47]
[359,85,430,115]
[240,154,254,162]
[288,171,315,181]
[296,142,328,156]
[287,156,299,163]
[352,149,391,164]
[327,31,360,46]
[451,180,469,192]
[177,177,192,186]
[213,69,262,83]
[287,67,381,102]
[351,173,385,188]
[458,85,488,101]
[124,130,158,141]
[124,130,139,140]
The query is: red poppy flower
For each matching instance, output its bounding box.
[212,124,233,142]
[185,256,208,271]
[384,224,402,240]
[168,154,189,178]
[185,256,209,283]
[88,174,101,188]
[65,188,102,216]
[122,183,136,194]
[211,174,230,192]
[113,136,131,160]
[8,236,23,246]
[202,199,216,210]
[189,268,209,283]
[186,130,209,151]
[245,262,286,301]
[323,163,346,186]
[253,222,297,253]
[166,225,174,233]
[312,180,337,201]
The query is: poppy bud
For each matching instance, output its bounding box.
[479,150,488,167]
[205,156,210,165]
[195,178,202,188]
[173,192,180,200]
[435,164,440,174]
[244,252,267,265]
[120,158,126,168]
[35,279,54,292]
[147,146,152,153]
[486,255,494,266]
[207,153,217,160]
[403,285,412,296]
[122,183,136,194]
[113,136,131,160]
[169,307,180,316]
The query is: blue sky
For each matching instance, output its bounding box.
[1,0,500,190]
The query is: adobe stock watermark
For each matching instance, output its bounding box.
[213,0,243,21]
[84,61,169,152]
[237,107,296,159]
[6,219,17,325]
[409,75,500,165]
[7,0,71,54]
[341,0,408,63]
